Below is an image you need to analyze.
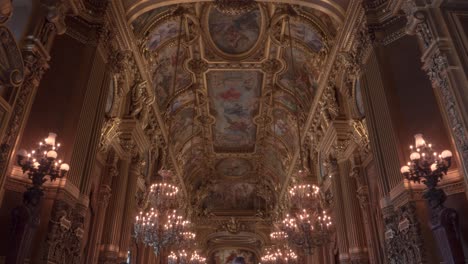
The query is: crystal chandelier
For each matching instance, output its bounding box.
[133,167,184,254]
[261,247,298,264]
[261,231,298,264]
[168,250,206,264]
[281,179,332,255]
[134,208,189,255]
[213,0,256,15]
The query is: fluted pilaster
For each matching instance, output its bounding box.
[338,160,369,263]
[328,158,350,263]
[117,156,142,262]
[360,51,402,194]
[99,158,130,263]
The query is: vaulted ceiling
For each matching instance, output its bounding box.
[125,0,345,256]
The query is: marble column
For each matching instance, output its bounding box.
[99,158,130,263]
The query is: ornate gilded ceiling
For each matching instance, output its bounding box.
[128,0,343,256]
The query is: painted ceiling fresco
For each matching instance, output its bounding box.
[211,248,257,264]
[151,45,192,108]
[207,71,262,152]
[215,158,253,177]
[279,47,320,110]
[131,0,343,253]
[202,182,265,211]
[208,6,262,55]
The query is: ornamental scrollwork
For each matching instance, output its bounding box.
[99,117,121,153]
[42,201,85,264]
[384,203,425,264]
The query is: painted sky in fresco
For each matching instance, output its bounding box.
[152,45,191,108]
[215,158,253,177]
[207,71,262,151]
[147,20,180,51]
[208,6,261,54]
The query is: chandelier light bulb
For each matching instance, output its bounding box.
[17,149,27,158]
[441,150,452,159]
[33,162,40,169]
[46,150,58,159]
[414,133,425,148]
[60,163,70,172]
[410,152,421,161]
[430,163,438,172]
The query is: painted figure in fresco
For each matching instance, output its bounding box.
[290,22,323,52]
[224,115,251,136]
[224,103,249,117]
[147,21,179,50]
[218,87,241,101]
[153,47,190,106]
[209,9,260,54]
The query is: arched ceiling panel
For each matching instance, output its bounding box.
[127,0,345,250]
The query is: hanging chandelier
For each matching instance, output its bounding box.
[168,250,207,264]
[134,208,190,255]
[261,231,298,264]
[281,208,332,255]
[281,177,332,254]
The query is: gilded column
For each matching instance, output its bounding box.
[326,157,350,263]
[99,157,130,263]
[337,158,369,263]
[117,155,143,262]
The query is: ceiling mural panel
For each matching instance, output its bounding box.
[272,108,298,153]
[170,107,198,152]
[207,5,262,56]
[167,90,194,116]
[147,20,181,51]
[128,1,342,254]
[207,71,262,152]
[279,48,319,109]
[289,18,324,52]
[211,248,257,264]
[215,158,253,177]
[152,45,192,109]
[202,182,265,211]
[298,5,342,37]
[274,89,298,114]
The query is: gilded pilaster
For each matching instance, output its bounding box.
[85,152,118,264]
[117,155,143,262]
[337,158,369,263]
[349,156,385,264]
[327,156,350,263]
[99,157,130,263]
